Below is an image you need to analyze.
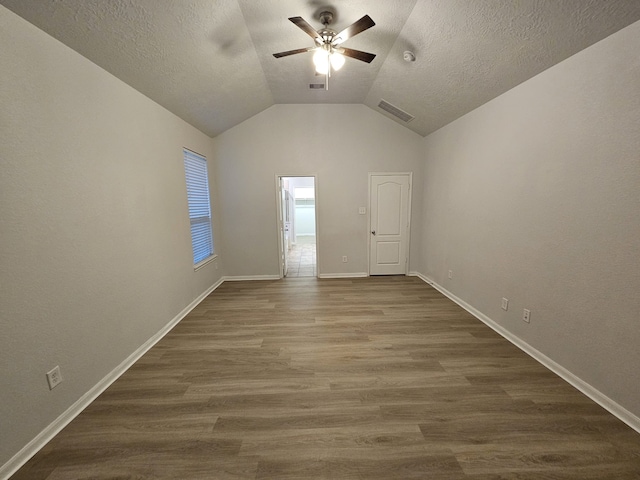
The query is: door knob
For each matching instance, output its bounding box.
[371,230,376,235]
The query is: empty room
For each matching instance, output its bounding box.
[1,1,639,478]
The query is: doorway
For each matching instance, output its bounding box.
[369,173,412,275]
[277,176,317,278]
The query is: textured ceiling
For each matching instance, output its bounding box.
[3,0,640,137]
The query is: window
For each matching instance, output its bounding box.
[183,149,214,266]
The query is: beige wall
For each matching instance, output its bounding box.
[0,6,223,470]
[420,20,640,419]
[213,104,424,278]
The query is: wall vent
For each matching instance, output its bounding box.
[309,83,325,89]
[378,99,414,123]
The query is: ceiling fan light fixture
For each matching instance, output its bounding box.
[313,48,330,74]
[330,52,345,71]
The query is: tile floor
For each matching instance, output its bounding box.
[286,235,316,277]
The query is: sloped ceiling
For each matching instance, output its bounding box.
[2,0,640,137]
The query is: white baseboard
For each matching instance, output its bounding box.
[415,272,640,434]
[317,272,368,279]
[0,277,225,480]
[227,273,369,281]
[223,275,281,281]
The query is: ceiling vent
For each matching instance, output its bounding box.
[309,83,325,89]
[378,99,414,123]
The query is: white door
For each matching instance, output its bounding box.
[278,179,288,277]
[369,174,411,275]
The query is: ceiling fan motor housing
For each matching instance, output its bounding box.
[319,11,334,26]
[318,12,337,44]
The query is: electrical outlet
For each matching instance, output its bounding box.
[448,270,453,279]
[501,298,509,311]
[358,207,366,215]
[342,256,348,263]
[523,308,531,323]
[46,366,62,390]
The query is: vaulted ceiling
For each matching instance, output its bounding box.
[3,0,640,137]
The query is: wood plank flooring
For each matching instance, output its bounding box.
[11,277,640,479]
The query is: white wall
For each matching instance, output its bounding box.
[287,176,315,191]
[0,6,223,471]
[214,104,423,277]
[294,204,316,237]
[420,20,640,419]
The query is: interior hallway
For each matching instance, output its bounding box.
[286,235,316,278]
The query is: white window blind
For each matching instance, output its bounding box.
[183,149,214,265]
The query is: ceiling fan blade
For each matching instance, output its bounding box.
[336,47,376,63]
[273,47,315,58]
[289,17,324,44]
[332,15,375,45]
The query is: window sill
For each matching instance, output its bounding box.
[194,254,217,271]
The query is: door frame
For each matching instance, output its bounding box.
[367,172,412,276]
[275,174,319,279]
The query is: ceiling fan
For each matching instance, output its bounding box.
[272,11,376,90]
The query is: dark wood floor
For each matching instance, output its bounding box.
[11,277,640,479]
